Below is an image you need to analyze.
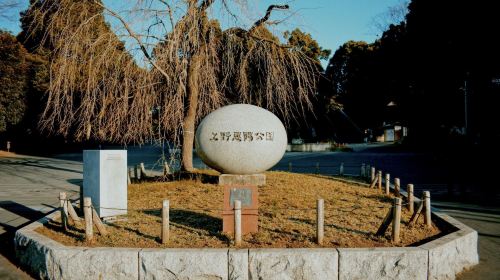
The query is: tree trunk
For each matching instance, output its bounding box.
[181,55,200,172]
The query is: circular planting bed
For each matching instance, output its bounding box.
[15,171,478,280]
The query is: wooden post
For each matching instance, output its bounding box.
[83,197,93,241]
[369,175,378,188]
[392,197,402,243]
[385,173,390,195]
[135,165,141,181]
[288,162,292,172]
[394,178,400,197]
[127,169,132,185]
[377,171,382,190]
[92,208,108,235]
[234,200,242,246]
[424,191,432,228]
[162,200,170,244]
[339,162,344,176]
[140,162,147,178]
[67,200,81,226]
[317,199,324,245]
[366,164,371,180]
[59,192,68,231]
[315,162,320,174]
[376,207,394,236]
[371,166,375,182]
[128,167,134,183]
[409,199,424,225]
[361,163,366,177]
[407,184,414,214]
[163,163,170,176]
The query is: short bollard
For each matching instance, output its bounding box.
[424,191,432,228]
[407,184,414,214]
[377,171,382,190]
[385,173,390,195]
[371,167,376,182]
[59,192,68,231]
[394,178,400,197]
[361,163,366,177]
[162,200,170,244]
[317,199,324,245]
[392,197,402,243]
[339,162,344,176]
[234,200,242,246]
[83,197,93,241]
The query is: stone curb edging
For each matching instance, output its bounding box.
[14,181,478,280]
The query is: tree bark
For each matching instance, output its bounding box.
[181,54,200,172]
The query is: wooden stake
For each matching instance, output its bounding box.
[162,200,170,244]
[370,175,378,188]
[376,207,394,236]
[134,165,141,181]
[83,197,93,241]
[394,178,400,197]
[339,162,344,176]
[385,173,390,195]
[129,167,134,183]
[140,162,147,178]
[92,208,108,235]
[67,200,81,226]
[392,197,402,243]
[424,191,432,228]
[409,199,424,225]
[407,184,414,214]
[377,171,382,190]
[371,167,376,182]
[163,163,170,176]
[59,192,68,231]
[317,199,324,245]
[234,200,242,246]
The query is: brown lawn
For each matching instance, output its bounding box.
[37,171,445,248]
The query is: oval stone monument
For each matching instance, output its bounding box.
[195,104,287,175]
[196,104,287,234]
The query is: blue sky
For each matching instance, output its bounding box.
[1,0,405,65]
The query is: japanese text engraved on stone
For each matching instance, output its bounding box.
[209,131,274,142]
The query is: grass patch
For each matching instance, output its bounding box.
[37,171,444,248]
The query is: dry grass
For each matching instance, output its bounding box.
[0,151,16,157]
[37,171,444,248]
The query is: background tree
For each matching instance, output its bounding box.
[25,0,321,171]
[0,30,29,133]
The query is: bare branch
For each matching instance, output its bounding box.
[249,4,289,34]
[92,0,170,81]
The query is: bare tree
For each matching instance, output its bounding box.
[25,0,320,171]
[370,0,409,34]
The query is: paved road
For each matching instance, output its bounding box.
[0,144,498,279]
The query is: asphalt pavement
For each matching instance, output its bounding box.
[0,143,498,279]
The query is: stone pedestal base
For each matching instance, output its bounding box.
[220,174,261,234]
[219,174,266,187]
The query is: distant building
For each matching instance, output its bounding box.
[375,122,408,142]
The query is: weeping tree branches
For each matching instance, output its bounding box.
[24,0,321,170]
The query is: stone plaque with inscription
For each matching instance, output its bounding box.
[222,184,259,234]
[229,188,252,207]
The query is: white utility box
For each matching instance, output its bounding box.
[83,150,127,217]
